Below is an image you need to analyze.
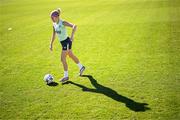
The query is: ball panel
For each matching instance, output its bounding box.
[44,74,54,83]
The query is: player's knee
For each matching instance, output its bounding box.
[68,52,74,58]
[68,53,73,58]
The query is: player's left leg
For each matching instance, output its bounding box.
[68,49,79,64]
[68,49,85,76]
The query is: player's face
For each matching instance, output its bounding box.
[51,16,59,23]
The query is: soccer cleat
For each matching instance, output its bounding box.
[60,77,69,82]
[79,66,85,76]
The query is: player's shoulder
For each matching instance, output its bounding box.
[61,19,66,24]
[62,20,71,25]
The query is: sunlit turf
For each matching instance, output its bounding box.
[0,0,180,119]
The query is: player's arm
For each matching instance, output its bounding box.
[63,21,77,41]
[50,26,56,51]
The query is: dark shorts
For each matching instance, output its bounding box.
[60,37,72,50]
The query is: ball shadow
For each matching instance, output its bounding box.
[47,81,59,86]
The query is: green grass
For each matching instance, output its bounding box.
[1,0,180,119]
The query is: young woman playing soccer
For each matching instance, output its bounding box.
[49,8,85,82]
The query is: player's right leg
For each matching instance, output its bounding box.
[60,50,69,82]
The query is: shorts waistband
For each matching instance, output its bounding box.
[60,37,69,42]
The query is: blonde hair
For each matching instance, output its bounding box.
[57,8,61,14]
[50,8,62,17]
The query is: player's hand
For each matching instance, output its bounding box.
[50,45,53,51]
[70,37,74,42]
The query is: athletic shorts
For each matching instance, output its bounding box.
[60,37,72,50]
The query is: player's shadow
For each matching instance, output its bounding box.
[47,82,58,86]
[63,75,150,112]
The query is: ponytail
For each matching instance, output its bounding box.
[57,8,61,15]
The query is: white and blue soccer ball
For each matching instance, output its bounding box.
[44,74,54,84]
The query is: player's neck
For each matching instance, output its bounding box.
[56,19,60,24]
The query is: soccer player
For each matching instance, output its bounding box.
[49,8,85,82]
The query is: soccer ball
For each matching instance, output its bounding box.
[44,74,54,84]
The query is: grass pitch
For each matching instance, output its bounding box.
[0,0,180,119]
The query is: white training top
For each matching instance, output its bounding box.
[53,19,68,41]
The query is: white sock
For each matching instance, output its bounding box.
[64,71,68,77]
[77,63,83,70]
